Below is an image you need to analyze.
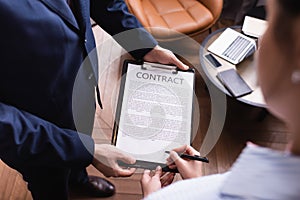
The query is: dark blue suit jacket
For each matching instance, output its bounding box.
[0,0,157,171]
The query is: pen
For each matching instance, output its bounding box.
[165,151,209,163]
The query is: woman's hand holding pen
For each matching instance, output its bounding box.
[141,145,203,197]
[167,145,203,179]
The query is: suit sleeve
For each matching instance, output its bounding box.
[90,0,158,60]
[0,102,94,170]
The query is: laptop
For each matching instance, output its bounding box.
[208,28,257,65]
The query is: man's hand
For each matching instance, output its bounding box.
[92,144,136,177]
[167,145,202,179]
[143,45,189,70]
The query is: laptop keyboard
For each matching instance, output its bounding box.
[222,36,251,61]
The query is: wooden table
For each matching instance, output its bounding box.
[199,26,266,107]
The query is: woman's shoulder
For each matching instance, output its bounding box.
[220,144,300,199]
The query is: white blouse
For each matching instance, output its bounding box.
[144,145,300,200]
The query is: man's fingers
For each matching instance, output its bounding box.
[171,56,189,70]
[115,166,136,177]
[117,153,136,165]
[143,45,189,70]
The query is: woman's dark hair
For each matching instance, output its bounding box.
[274,0,300,51]
[277,0,300,16]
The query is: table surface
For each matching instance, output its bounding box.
[200,26,266,108]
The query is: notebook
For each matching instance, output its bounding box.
[242,16,268,38]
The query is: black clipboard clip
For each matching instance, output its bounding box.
[142,62,178,74]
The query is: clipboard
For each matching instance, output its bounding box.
[112,60,195,171]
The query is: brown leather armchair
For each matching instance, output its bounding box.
[126,0,223,40]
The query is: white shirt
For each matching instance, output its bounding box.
[144,145,300,200]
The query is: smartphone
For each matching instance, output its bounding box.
[204,53,222,68]
[217,69,253,98]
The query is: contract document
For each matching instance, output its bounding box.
[112,60,195,170]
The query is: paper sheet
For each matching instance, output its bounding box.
[115,63,194,164]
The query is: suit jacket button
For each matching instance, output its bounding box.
[84,39,87,43]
